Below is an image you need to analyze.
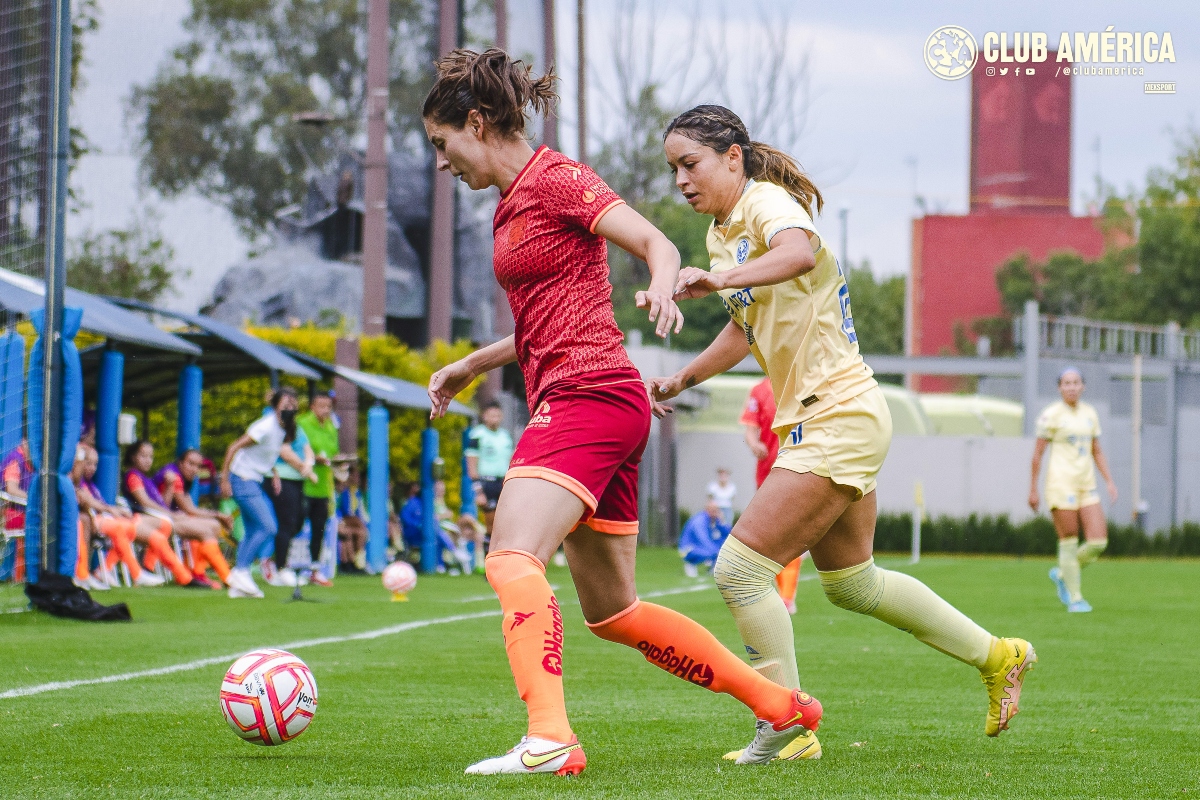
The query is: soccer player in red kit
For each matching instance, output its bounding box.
[740,377,803,614]
[423,49,821,776]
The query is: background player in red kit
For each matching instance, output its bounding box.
[740,377,803,614]
[423,49,821,776]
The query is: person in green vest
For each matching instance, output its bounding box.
[297,391,340,586]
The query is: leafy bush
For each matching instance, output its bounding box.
[874,513,1200,558]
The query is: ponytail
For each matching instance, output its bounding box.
[665,105,823,217]
[423,48,558,139]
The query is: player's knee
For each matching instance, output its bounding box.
[483,548,544,591]
[818,559,884,615]
[713,538,778,608]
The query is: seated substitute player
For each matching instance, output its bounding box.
[424,49,821,776]
[157,449,235,588]
[1029,368,1117,613]
[650,106,1034,761]
[679,498,731,577]
[741,376,804,615]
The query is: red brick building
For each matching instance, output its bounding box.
[909,55,1105,383]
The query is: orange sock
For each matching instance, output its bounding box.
[75,521,90,582]
[98,518,142,580]
[147,531,193,585]
[775,556,802,604]
[199,539,231,584]
[588,599,794,722]
[189,541,210,578]
[484,550,573,742]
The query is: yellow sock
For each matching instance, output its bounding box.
[713,537,800,689]
[1058,538,1083,602]
[818,558,995,669]
[1077,538,1107,568]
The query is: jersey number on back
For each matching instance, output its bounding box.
[835,259,857,344]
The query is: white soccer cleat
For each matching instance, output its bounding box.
[266,567,298,587]
[735,689,824,765]
[134,571,166,587]
[464,736,586,777]
[227,568,265,599]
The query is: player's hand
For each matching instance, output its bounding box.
[1027,489,1039,513]
[748,440,769,460]
[646,376,683,419]
[635,289,684,338]
[113,505,132,518]
[1106,479,1118,504]
[428,359,476,419]
[673,267,724,301]
[272,475,282,496]
[220,476,233,500]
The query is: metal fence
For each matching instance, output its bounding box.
[1014,314,1200,362]
[1,0,50,281]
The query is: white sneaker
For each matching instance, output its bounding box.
[227,568,265,599]
[683,561,699,578]
[97,566,120,588]
[734,690,824,765]
[266,567,298,587]
[464,736,586,776]
[134,571,166,587]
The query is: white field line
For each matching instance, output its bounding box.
[0,583,720,701]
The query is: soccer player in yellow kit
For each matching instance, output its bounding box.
[1029,368,1117,613]
[650,105,1035,759]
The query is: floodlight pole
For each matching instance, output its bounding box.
[38,0,73,575]
[362,0,389,337]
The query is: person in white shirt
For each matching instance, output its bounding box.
[706,467,737,527]
[220,387,306,598]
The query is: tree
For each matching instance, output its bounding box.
[845,263,905,355]
[130,0,435,238]
[68,213,179,303]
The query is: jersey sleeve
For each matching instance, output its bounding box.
[1090,407,1102,438]
[465,425,481,458]
[738,395,761,427]
[744,183,816,248]
[1035,406,1057,440]
[125,472,144,493]
[537,162,625,234]
[246,414,274,443]
[2,461,17,485]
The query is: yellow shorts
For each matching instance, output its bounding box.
[1046,483,1100,511]
[771,385,893,500]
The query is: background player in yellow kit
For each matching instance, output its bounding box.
[650,105,1035,759]
[1029,368,1118,613]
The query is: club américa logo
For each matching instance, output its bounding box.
[736,238,750,263]
[542,597,564,676]
[925,25,978,80]
[637,639,715,687]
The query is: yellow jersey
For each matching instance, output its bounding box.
[707,180,876,430]
[1036,400,1101,491]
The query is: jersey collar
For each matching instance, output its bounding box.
[714,179,756,234]
[500,145,550,202]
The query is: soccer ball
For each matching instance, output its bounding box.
[382,560,417,595]
[219,649,318,746]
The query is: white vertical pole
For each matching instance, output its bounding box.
[1131,353,1143,528]
[911,481,924,564]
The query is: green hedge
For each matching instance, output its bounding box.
[874,513,1200,557]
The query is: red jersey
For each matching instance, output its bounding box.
[739,378,779,487]
[493,146,635,411]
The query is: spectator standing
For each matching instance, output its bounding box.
[336,463,369,571]
[741,376,804,614]
[678,498,732,577]
[220,387,302,598]
[264,409,317,588]
[706,467,737,527]
[465,401,513,553]
[297,391,339,586]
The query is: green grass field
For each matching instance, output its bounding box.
[1,551,1197,799]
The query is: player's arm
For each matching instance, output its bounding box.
[1028,438,1048,511]
[594,203,684,338]
[1092,439,1118,503]
[465,453,480,481]
[648,321,750,416]
[675,228,817,300]
[4,466,25,501]
[428,337,517,420]
[743,424,768,460]
[219,434,255,498]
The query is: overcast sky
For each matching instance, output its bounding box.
[70,0,1198,311]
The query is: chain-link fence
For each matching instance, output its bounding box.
[0,0,49,582]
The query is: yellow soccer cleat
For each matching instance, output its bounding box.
[980,637,1036,736]
[723,729,822,762]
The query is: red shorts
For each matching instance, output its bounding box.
[506,369,650,534]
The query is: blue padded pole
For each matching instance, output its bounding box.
[420,425,440,573]
[95,346,124,503]
[177,363,203,502]
[459,424,476,518]
[365,403,389,573]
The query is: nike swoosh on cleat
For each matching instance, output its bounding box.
[520,744,579,769]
